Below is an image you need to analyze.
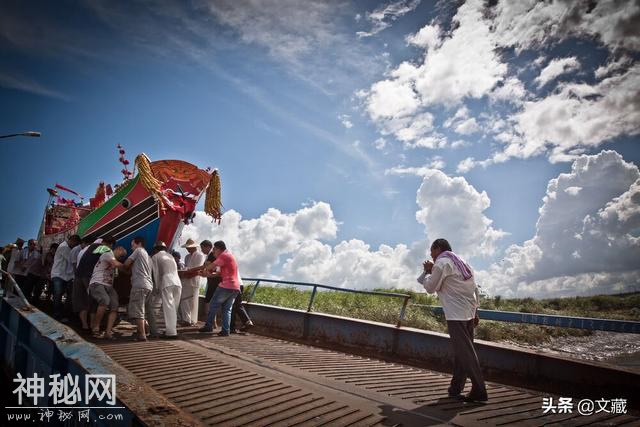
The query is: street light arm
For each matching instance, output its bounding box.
[0,131,41,139]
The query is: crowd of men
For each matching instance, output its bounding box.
[0,236,253,340]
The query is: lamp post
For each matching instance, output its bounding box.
[0,131,41,139]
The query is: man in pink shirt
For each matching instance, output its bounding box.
[198,241,240,336]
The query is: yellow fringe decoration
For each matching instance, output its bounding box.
[204,170,222,223]
[135,153,166,211]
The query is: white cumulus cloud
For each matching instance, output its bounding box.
[338,114,353,129]
[534,56,581,88]
[490,0,640,52]
[406,24,441,50]
[502,63,640,162]
[489,76,527,103]
[357,0,421,38]
[183,168,510,290]
[181,202,337,277]
[478,150,640,298]
[454,117,481,135]
[414,169,508,259]
[365,78,420,121]
[283,239,424,290]
[362,0,507,149]
[182,200,426,290]
[412,0,507,106]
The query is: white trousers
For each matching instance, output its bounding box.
[179,285,199,325]
[161,286,181,336]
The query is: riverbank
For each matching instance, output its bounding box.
[512,330,640,373]
[242,283,640,365]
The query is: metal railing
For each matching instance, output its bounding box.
[242,277,411,328]
[414,304,640,334]
[0,269,31,309]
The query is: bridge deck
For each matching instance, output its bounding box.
[94,328,639,427]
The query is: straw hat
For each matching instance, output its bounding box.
[181,238,198,249]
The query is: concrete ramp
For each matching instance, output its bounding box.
[97,333,640,426]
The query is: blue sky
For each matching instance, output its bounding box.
[1,0,639,297]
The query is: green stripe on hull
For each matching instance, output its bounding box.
[76,176,140,236]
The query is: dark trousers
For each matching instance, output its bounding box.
[52,277,73,319]
[204,278,219,303]
[25,273,43,303]
[32,277,46,306]
[447,320,486,395]
[14,274,27,298]
[230,285,251,331]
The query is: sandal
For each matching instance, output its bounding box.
[102,334,117,341]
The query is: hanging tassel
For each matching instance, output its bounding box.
[135,153,166,212]
[204,169,222,223]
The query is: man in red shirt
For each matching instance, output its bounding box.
[198,241,240,336]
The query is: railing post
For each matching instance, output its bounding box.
[396,296,410,328]
[248,280,260,303]
[307,286,317,313]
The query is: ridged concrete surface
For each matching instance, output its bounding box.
[97,333,640,426]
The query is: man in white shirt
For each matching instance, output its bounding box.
[124,236,155,341]
[178,238,206,326]
[23,240,43,303]
[151,241,182,337]
[50,234,81,320]
[7,238,26,291]
[418,238,487,403]
[69,239,84,273]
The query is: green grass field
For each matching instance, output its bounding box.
[239,282,640,346]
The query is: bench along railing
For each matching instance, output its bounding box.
[242,278,411,328]
[415,304,640,334]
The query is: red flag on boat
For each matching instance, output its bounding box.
[55,183,80,196]
[56,197,75,205]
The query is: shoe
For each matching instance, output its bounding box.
[217,331,229,337]
[198,326,213,333]
[463,392,488,403]
[239,320,254,332]
[230,329,239,334]
[163,334,179,340]
[447,387,463,398]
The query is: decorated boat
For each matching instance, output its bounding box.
[37,148,221,254]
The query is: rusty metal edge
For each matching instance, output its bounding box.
[1,296,204,427]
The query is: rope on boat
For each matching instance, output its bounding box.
[204,169,222,224]
[135,153,166,212]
